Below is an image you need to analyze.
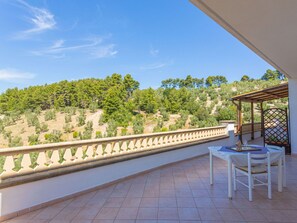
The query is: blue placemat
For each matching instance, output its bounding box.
[219,145,268,154]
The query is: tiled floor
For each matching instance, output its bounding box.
[5,153,297,223]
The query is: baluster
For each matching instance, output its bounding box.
[35,151,48,171]
[63,148,73,165]
[104,143,113,156]
[120,141,128,153]
[50,150,60,168]
[85,145,94,160]
[127,140,135,152]
[95,144,104,158]
[180,133,183,141]
[75,147,84,162]
[163,135,168,145]
[147,138,153,148]
[1,155,16,178]
[113,142,121,155]
[18,153,32,174]
[141,138,147,149]
[153,137,159,148]
[135,139,141,150]
[158,136,163,145]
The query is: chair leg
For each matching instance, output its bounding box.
[283,156,287,187]
[278,159,283,192]
[268,167,272,199]
[248,174,253,201]
[233,166,237,191]
[251,177,254,189]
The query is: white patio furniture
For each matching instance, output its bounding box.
[265,144,286,187]
[209,145,283,199]
[233,152,272,201]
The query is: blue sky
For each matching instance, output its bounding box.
[0,0,273,91]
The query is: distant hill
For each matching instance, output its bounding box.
[0,72,288,148]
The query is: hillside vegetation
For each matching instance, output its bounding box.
[0,70,287,148]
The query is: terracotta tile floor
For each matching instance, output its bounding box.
[5,153,297,223]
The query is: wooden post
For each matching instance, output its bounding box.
[260,102,264,137]
[239,100,242,142]
[251,102,254,140]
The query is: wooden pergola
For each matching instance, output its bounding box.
[231,82,288,140]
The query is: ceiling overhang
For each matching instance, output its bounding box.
[190,0,297,79]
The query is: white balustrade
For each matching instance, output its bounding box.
[0,126,227,180]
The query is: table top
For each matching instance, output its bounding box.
[209,145,282,162]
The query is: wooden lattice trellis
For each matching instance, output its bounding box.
[263,108,290,154]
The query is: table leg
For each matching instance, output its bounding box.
[210,151,213,185]
[228,158,233,199]
[278,158,283,192]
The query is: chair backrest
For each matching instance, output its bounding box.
[265,144,285,153]
[248,152,271,165]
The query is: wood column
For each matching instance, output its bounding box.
[239,100,242,141]
[260,102,264,137]
[251,102,254,140]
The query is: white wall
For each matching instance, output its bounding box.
[289,79,297,154]
[0,132,236,218]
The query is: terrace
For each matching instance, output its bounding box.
[4,137,297,223]
[2,0,297,222]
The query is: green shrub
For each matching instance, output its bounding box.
[132,114,144,134]
[98,113,108,125]
[28,134,40,145]
[89,102,98,113]
[65,114,72,123]
[44,110,56,121]
[44,130,62,143]
[80,130,92,140]
[65,107,76,116]
[160,108,169,121]
[73,131,79,138]
[26,112,39,127]
[95,131,103,138]
[121,128,128,136]
[85,121,93,132]
[77,111,86,126]
[3,130,12,139]
[63,123,73,133]
[106,120,117,137]
[8,136,23,147]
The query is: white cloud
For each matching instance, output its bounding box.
[140,60,173,70]
[51,39,64,49]
[0,68,35,82]
[16,0,56,38]
[140,63,167,70]
[150,45,159,56]
[90,44,118,58]
[32,36,117,59]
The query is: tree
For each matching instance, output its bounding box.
[240,75,250,82]
[261,69,278,81]
[276,70,287,80]
[216,106,237,121]
[205,75,228,87]
[103,86,125,115]
[123,74,139,98]
[133,88,158,113]
[133,114,144,134]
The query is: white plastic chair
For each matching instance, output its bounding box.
[265,144,286,187]
[233,152,272,201]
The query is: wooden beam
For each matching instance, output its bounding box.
[260,102,264,137]
[251,102,254,140]
[239,100,242,142]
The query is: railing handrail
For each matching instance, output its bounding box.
[0,124,228,185]
[0,125,226,155]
